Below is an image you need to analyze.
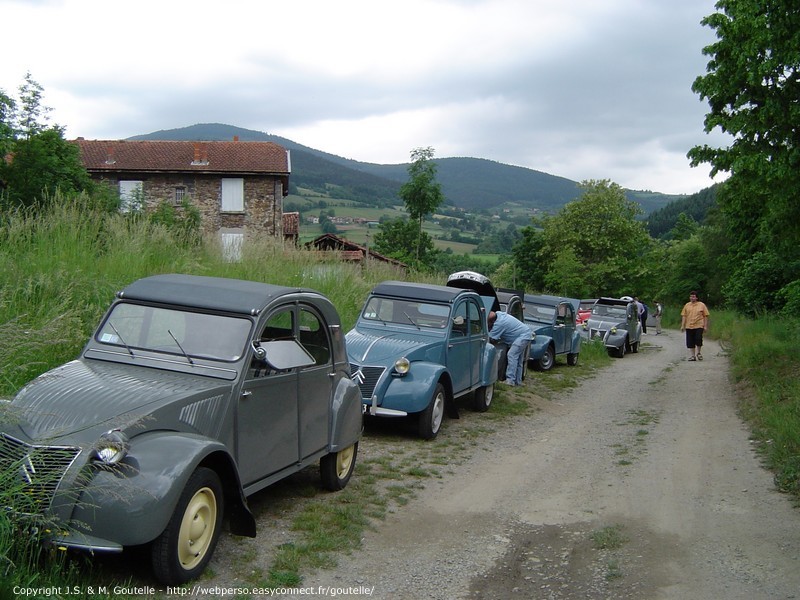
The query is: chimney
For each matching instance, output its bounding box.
[191,142,208,166]
[233,135,239,142]
[105,146,116,165]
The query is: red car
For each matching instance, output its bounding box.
[577,299,597,325]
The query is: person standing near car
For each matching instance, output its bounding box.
[634,296,648,334]
[680,291,709,361]
[488,310,532,386]
[653,300,663,334]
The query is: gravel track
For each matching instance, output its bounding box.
[296,331,800,599]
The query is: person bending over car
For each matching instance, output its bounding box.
[488,310,532,386]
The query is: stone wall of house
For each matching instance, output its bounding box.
[94,174,283,236]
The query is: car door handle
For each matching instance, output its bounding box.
[241,390,252,397]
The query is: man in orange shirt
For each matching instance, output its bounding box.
[680,291,710,361]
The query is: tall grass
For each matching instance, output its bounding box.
[713,313,800,497]
[0,201,419,592]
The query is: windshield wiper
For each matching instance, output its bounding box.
[403,312,420,330]
[168,329,194,365]
[108,322,134,356]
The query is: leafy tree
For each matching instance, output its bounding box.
[510,224,546,292]
[543,247,592,299]
[321,219,339,234]
[688,0,800,308]
[1,128,93,209]
[373,217,435,267]
[0,74,94,211]
[474,223,520,254]
[514,180,652,298]
[656,235,713,305]
[399,147,444,261]
[669,213,700,241]
[0,89,15,159]
[16,72,51,138]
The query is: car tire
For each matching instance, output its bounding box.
[418,383,446,440]
[617,340,627,358]
[320,442,358,491]
[151,467,223,585]
[472,383,494,412]
[567,352,579,366]
[534,346,555,371]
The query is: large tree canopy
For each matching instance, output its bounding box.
[513,180,652,299]
[1,74,93,210]
[688,0,800,311]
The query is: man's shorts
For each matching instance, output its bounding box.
[685,328,704,348]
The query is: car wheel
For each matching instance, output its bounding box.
[535,346,555,371]
[151,467,223,585]
[567,352,579,366]
[472,383,494,412]
[418,383,446,440]
[320,442,358,491]
[617,339,627,358]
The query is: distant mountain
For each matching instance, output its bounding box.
[129,123,682,214]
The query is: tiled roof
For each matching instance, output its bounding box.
[73,139,290,175]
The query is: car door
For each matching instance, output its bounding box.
[296,304,334,460]
[238,305,302,486]
[447,297,484,394]
[553,302,577,354]
[447,300,472,394]
[560,302,577,352]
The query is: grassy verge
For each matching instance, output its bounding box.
[712,313,800,498]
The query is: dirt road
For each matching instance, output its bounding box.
[304,332,800,599]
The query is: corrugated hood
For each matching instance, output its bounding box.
[3,359,229,442]
[345,328,443,365]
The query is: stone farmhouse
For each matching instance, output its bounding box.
[74,139,291,252]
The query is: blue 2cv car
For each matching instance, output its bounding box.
[0,274,362,584]
[346,281,499,439]
[523,294,582,370]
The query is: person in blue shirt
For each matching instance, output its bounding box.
[488,310,532,386]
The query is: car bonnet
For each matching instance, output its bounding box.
[345,328,439,364]
[2,359,230,442]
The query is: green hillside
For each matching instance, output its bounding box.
[130,123,681,215]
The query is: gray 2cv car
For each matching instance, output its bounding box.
[0,274,362,584]
[582,296,642,357]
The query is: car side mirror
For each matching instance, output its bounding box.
[252,342,267,361]
[253,339,316,370]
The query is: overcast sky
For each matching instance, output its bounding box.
[2,0,729,195]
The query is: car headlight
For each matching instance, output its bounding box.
[394,356,410,375]
[92,429,130,465]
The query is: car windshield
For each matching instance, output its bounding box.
[97,302,253,361]
[525,304,556,323]
[362,296,450,329]
[592,304,627,318]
